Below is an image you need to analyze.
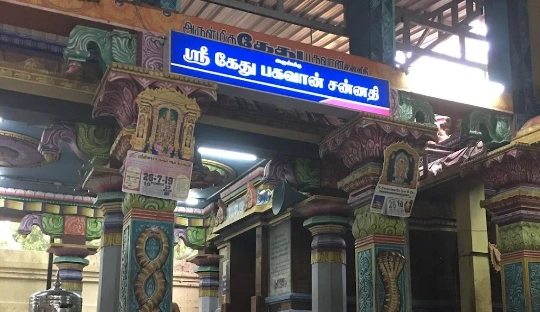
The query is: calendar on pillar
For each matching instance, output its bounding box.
[370,142,420,218]
[122,151,193,201]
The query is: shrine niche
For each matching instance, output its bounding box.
[130,88,201,160]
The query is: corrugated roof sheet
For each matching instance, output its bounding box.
[179,0,481,54]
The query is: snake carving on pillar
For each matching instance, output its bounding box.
[377,250,405,312]
[134,227,170,312]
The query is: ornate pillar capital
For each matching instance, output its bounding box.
[462,142,540,192]
[93,63,217,129]
[319,113,437,171]
[122,193,176,214]
[351,206,405,242]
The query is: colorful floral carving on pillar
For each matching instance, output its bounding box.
[18,213,102,293]
[319,113,437,312]
[463,142,540,312]
[64,25,137,74]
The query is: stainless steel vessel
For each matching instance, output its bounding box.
[29,273,82,312]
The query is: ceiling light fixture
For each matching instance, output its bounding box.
[198,147,257,161]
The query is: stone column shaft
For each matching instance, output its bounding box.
[252,226,268,312]
[97,196,124,312]
[304,216,349,312]
[190,254,221,312]
[197,268,220,312]
[455,179,492,312]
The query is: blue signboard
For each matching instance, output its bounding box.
[168,31,390,115]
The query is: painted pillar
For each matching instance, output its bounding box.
[462,143,540,312]
[190,254,221,312]
[454,178,492,312]
[96,193,124,312]
[119,193,176,311]
[352,205,407,312]
[303,216,349,312]
[484,0,538,128]
[482,186,540,312]
[344,0,395,65]
[318,115,437,312]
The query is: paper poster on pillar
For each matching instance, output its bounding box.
[370,142,420,218]
[122,150,193,201]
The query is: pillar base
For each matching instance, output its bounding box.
[48,244,97,294]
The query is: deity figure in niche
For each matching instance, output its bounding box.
[184,124,194,148]
[136,114,147,138]
[386,150,414,186]
[153,108,179,157]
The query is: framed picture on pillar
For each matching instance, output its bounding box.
[370,142,420,217]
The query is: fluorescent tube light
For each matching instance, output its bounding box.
[198,147,257,161]
[185,197,199,206]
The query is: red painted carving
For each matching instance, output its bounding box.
[462,144,540,191]
[64,215,86,236]
[421,141,485,177]
[93,64,217,128]
[319,114,437,170]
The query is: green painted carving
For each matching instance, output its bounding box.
[499,221,540,253]
[186,227,206,248]
[122,193,176,214]
[76,123,113,165]
[394,92,435,125]
[462,111,512,149]
[294,158,321,191]
[137,0,180,12]
[64,25,137,72]
[41,213,64,236]
[86,217,103,240]
[352,207,405,240]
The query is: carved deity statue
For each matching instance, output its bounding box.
[133,88,201,160]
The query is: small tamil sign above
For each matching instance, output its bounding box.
[166,31,390,116]
[122,151,193,201]
[370,142,420,218]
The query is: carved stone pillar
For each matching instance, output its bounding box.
[464,143,540,312]
[319,113,436,312]
[88,64,217,311]
[304,216,349,312]
[190,254,221,312]
[120,194,176,311]
[18,213,101,294]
